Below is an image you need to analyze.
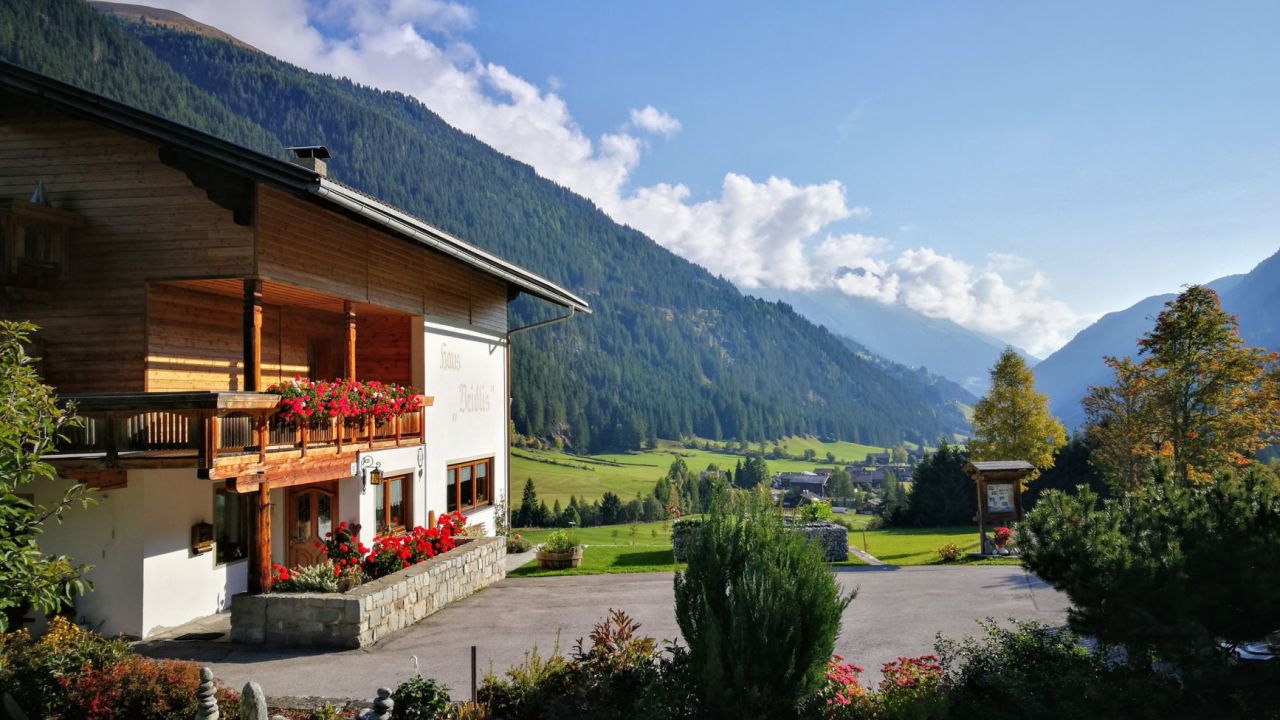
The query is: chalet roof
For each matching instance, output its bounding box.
[0,61,591,316]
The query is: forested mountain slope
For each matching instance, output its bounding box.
[0,0,963,449]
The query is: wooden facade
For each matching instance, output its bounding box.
[0,94,506,395]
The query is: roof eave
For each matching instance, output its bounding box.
[312,180,590,315]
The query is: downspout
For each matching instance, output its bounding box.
[504,306,577,532]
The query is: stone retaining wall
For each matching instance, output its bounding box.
[230,536,505,649]
[671,519,847,562]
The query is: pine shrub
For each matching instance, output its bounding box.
[674,488,853,719]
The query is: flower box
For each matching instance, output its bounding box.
[231,536,506,649]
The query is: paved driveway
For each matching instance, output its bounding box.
[143,567,1068,701]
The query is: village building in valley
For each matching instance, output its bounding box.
[0,62,588,638]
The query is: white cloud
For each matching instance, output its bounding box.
[822,246,1086,356]
[137,0,1085,355]
[628,105,682,136]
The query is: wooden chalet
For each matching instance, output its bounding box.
[0,62,589,638]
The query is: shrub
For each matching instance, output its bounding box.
[806,655,873,719]
[272,560,341,593]
[541,529,579,553]
[479,610,691,719]
[0,616,132,717]
[875,656,947,720]
[935,620,1163,720]
[61,656,200,720]
[935,543,962,563]
[674,488,854,719]
[797,500,834,524]
[392,675,452,720]
[1020,473,1280,670]
[506,533,532,553]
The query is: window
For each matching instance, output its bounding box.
[1,199,81,292]
[446,458,493,513]
[215,489,254,565]
[375,473,412,535]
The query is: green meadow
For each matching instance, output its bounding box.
[509,437,888,509]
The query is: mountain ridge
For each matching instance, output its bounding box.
[1035,250,1279,429]
[753,286,1036,395]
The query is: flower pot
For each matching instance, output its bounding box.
[536,546,582,569]
[337,574,359,592]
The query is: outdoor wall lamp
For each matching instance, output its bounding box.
[359,456,383,494]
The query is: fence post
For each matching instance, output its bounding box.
[471,645,478,703]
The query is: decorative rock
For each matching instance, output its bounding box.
[196,667,219,720]
[358,687,394,720]
[239,681,268,720]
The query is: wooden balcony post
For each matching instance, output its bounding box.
[334,416,343,454]
[103,413,118,467]
[299,423,309,459]
[256,414,268,465]
[344,300,356,382]
[367,417,374,449]
[243,279,263,392]
[394,415,401,446]
[252,480,272,593]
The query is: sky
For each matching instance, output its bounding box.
[141,0,1280,357]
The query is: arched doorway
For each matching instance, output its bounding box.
[286,482,338,568]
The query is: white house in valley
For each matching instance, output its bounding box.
[1,62,588,638]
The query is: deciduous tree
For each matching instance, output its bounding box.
[1084,286,1280,486]
[0,322,92,630]
[969,348,1066,479]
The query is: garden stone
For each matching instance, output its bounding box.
[239,681,268,720]
[358,687,394,720]
[195,667,219,720]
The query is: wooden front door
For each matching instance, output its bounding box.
[286,483,337,568]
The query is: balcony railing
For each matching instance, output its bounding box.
[54,391,429,479]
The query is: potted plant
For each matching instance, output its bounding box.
[992,526,1014,555]
[535,529,582,569]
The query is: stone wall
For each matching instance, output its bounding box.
[231,536,505,649]
[792,522,849,562]
[671,519,848,562]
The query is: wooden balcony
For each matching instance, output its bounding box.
[52,391,431,491]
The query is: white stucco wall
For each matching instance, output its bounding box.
[35,470,248,639]
[422,320,508,534]
[33,476,145,637]
[138,469,248,637]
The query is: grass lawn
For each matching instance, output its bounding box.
[846,525,1022,566]
[508,521,683,577]
[508,517,1018,577]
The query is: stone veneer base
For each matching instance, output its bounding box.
[230,535,506,649]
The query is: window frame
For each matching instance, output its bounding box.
[374,473,413,537]
[447,457,494,514]
[214,488,254,567]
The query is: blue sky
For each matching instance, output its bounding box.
[155,0,1280,354]
[465,2,1280,300]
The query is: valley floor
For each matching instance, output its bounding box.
[508,520,1019,576]
[511,436,899,508]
